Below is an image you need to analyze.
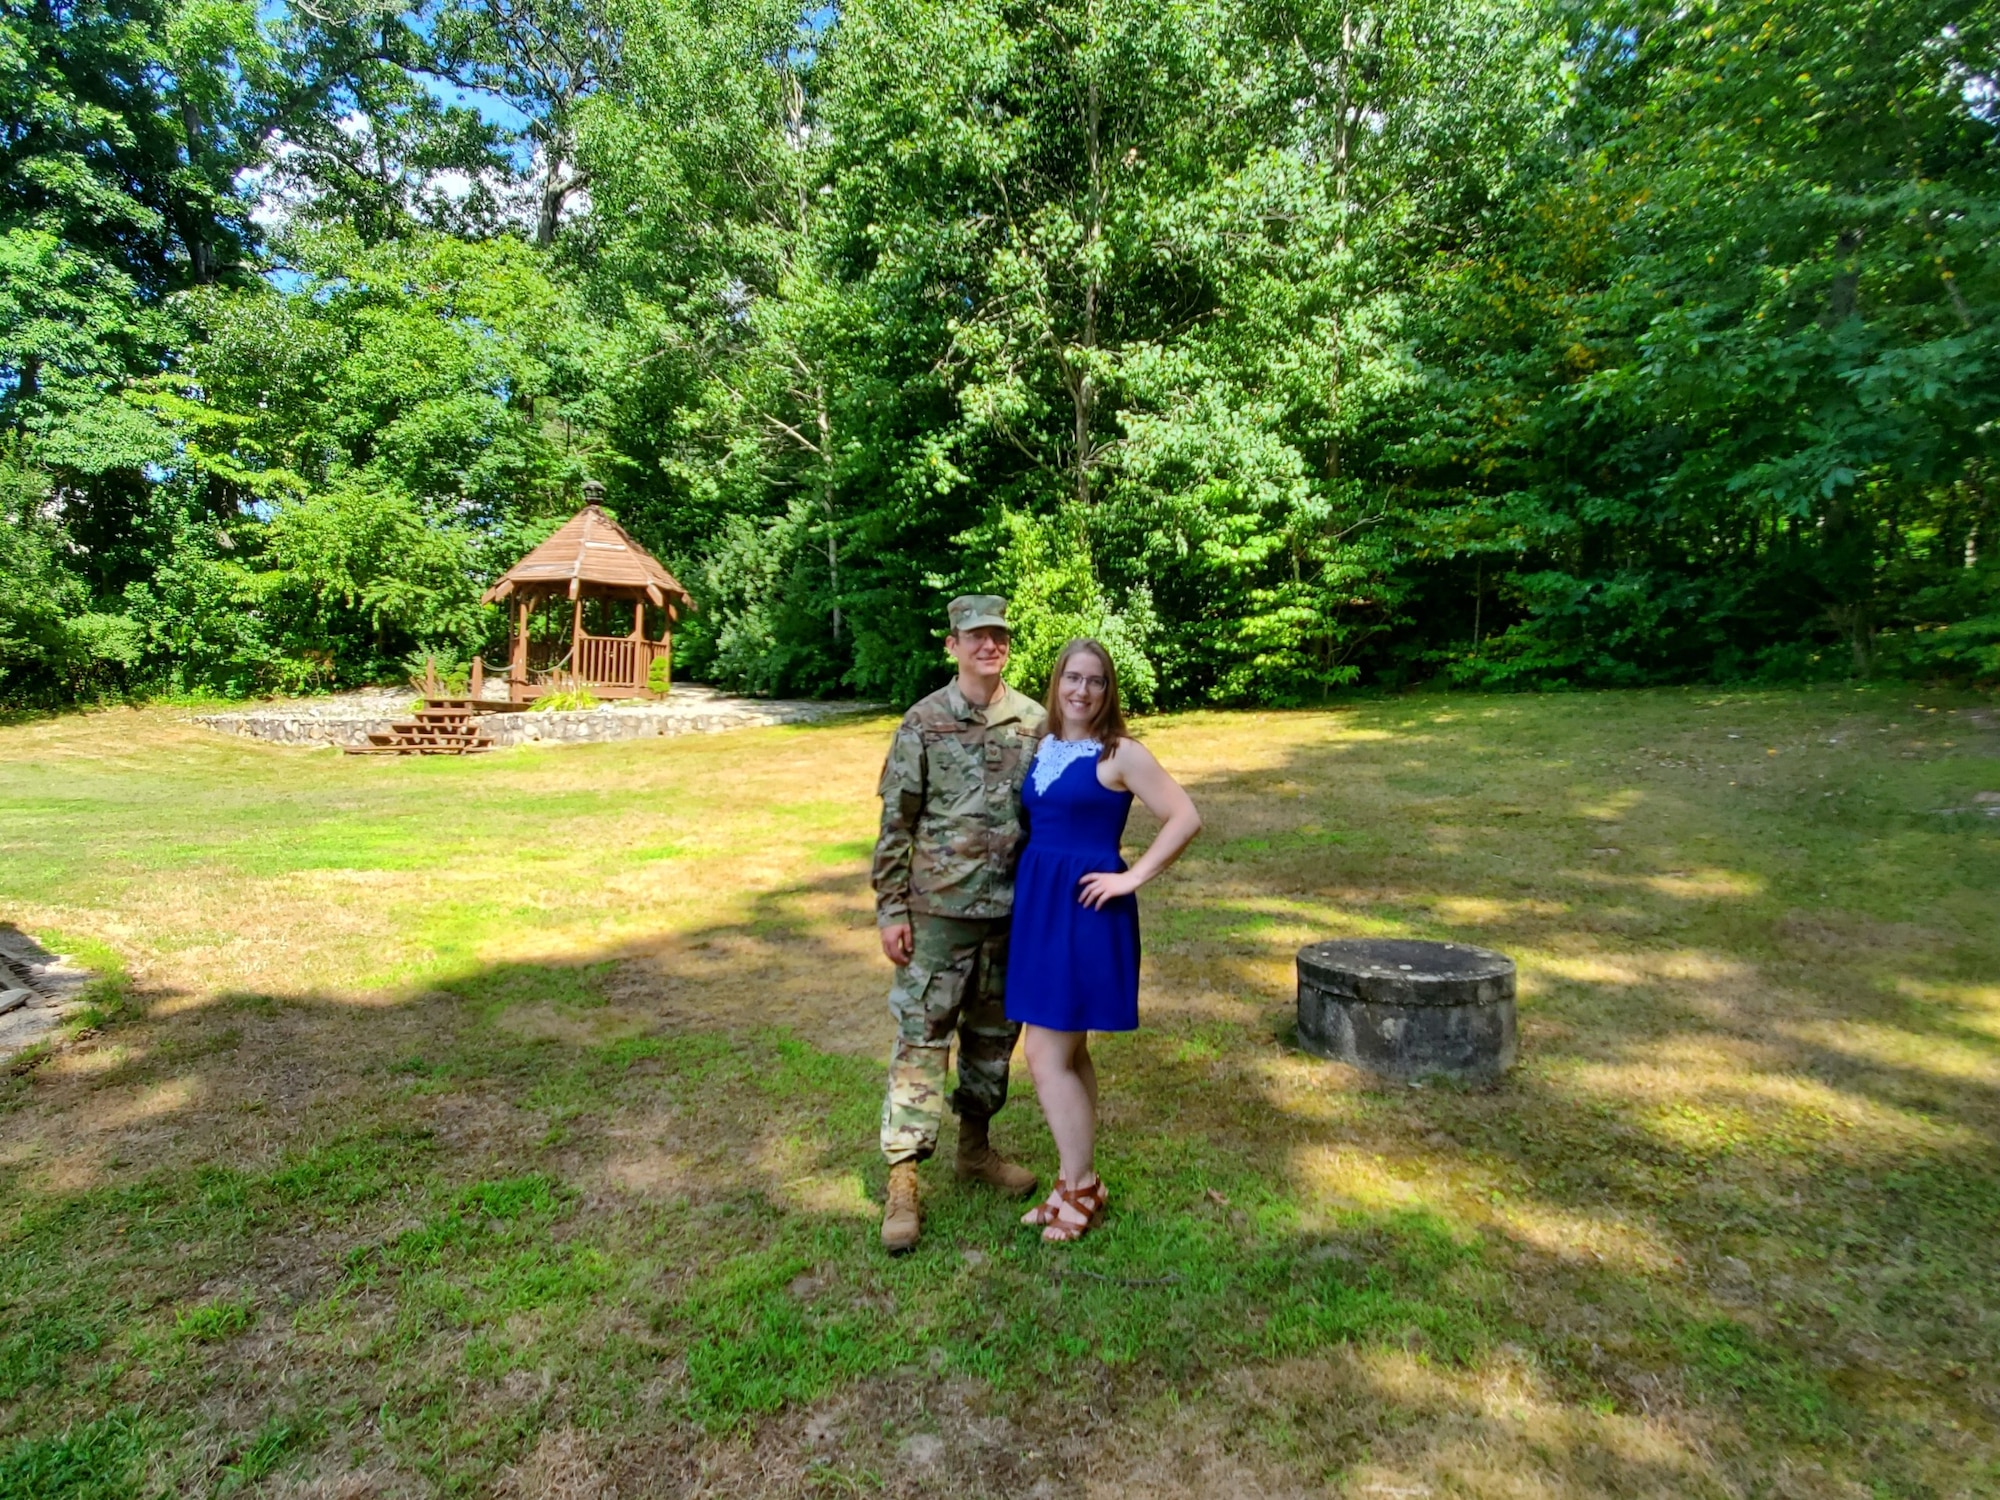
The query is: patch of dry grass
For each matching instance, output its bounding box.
[0,686,1996,1497]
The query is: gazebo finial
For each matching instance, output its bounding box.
[582,477,606,505]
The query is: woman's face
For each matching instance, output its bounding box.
[1057,651,1109,730]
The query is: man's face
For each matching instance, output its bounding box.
[946,625,1011,677]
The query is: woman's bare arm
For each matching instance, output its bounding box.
[1077,738,1202,908]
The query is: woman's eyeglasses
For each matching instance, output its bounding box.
[1060,671,1109,692]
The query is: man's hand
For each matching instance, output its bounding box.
[880,921,915,966]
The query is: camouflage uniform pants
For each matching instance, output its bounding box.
[880,913,1020,1165]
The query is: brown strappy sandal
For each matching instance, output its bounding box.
[1039,1176,1107,1243]
[1022,1179,1070,1228]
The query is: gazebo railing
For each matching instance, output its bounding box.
[517,632,669,698]
[577,634,641,689]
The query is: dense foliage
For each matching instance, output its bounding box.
[3,0,1995,707]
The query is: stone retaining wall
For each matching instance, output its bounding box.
[196,687,878,750]
[197,711,404,748]
[0,926,96,1061]
[484,701,866,745]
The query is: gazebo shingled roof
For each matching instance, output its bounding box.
[480,504,691,608]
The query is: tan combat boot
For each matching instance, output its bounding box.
[881,1161,922,1253]
[955,1115,1038,1197]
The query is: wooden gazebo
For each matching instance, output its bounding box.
[478,488,693,704]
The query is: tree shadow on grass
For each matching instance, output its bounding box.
[4,701,1998,1495]
[1150,714,2000,1480]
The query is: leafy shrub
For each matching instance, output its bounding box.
[994,506,1159,708]
[532,688,600,712]
[0,465,145,706]
[403,650,471,697]
[1876,565,2000,685]
[120,546,282,699]
[265,481,487,672]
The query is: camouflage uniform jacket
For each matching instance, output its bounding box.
[871,680,1048,926]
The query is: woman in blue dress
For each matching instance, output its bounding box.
[1006,638,1202,1242]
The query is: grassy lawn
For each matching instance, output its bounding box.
[1,686,1997,1498]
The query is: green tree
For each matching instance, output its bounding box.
[803,0,1563,700]
[1418,0,2000,684]
[421,0,617,244]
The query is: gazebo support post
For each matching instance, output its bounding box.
[570,596,584,681]
[510,595,530,703]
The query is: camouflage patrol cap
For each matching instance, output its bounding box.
[946,595,1011,633]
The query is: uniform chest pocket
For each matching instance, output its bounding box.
[920,729,985,786]
[985,732,1029,779]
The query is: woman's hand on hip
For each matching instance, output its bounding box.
[1076,870,1140,909]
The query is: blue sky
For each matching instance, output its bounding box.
[260,1,534,135]
[423,74,533,136]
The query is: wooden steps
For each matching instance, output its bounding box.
[344,699,494,756]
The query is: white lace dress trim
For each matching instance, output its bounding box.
[1031,737,1103,797]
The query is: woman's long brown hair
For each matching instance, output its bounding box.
[1042,638,1130,755]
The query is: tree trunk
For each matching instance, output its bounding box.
[1839,604,1873,677]
[535,116,587,247]
[1326,304,1343,479]
[1074,70,1103,507]
[536,159,568,247]
[779,65,840,644]
[1966,464,1989,569]
[1324,13,1365,479]
[1826,229,1862,324]
[180,96,214,283]
[1334,12,1353,255]
[816,380,841,641]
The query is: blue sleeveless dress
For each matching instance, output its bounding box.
[1004,738,1141,1032]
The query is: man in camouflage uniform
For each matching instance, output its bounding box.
[872,594,1047,1252]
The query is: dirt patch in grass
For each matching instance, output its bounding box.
[0,687,1996,1496]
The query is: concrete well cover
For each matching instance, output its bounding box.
[1296,938,1515,1007]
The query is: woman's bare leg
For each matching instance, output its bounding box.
[1023,1025,1097,1186]
[1075,1038,1098,1112]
